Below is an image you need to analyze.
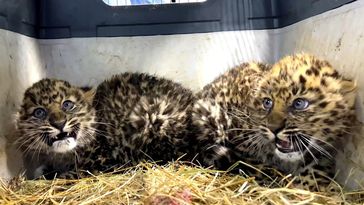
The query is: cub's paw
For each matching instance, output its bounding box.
[289,168,341,192]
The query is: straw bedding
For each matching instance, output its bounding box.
[1,162,363,205]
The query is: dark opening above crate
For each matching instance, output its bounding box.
[0,0,357,39]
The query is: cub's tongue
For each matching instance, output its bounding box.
[279,140,291,149]
[276,138,293,153]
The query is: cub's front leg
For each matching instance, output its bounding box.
[291,162,340,192]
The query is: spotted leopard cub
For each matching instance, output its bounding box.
[190,54,359,191]
[242,54,359,191]
[189,62,271,169]
[16,73,194,179]
[16,79,96,178]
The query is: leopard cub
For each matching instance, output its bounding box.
[189,54,359,191]
[188,62,271,169]
[16,73,194,179]
[248,54,359,191]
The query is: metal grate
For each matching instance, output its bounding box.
[103,0,206,6]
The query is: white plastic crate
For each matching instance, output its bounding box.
[0,0,363,190]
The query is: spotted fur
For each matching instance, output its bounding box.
[188,62,271,169]
[246,54,359,191]
[16,73,194,179]
[16,79,96,178]
[189,54,359,191]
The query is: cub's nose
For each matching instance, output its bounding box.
[267,118,286,135]
[49,111,67,131]
[50,120,66,131]
[268,124,285,135]
[267,113,286,135]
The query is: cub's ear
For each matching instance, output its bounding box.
[340,79,357,107]
[340,79,357,94]
[80,86,95,104]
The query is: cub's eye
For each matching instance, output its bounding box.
[262,98,273,110]
[33,108,47,119]
[62,100,75,111]
[292,98,309,110]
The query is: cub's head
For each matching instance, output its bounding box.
[233,54,357,167]
[16,79,96,155]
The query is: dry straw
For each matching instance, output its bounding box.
[1,162,363,205]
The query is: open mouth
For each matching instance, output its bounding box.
[49,131,77,145]
[275,138,294,153]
